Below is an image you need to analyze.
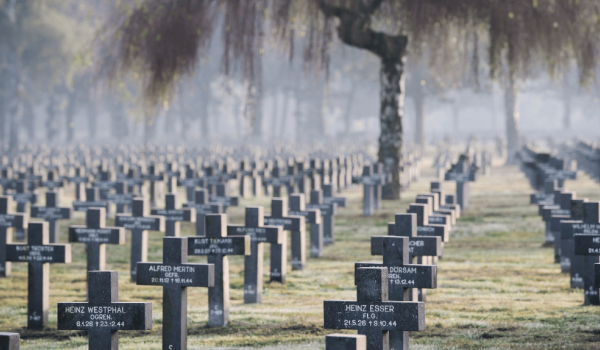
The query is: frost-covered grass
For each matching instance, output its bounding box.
[2,165,600,349]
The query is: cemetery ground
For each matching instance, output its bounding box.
[2,166,600,349]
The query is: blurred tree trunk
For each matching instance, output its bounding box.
[279,88,289,137]
[22,97,34,140]
[563,75,571,130]
[46,92,59,143]
[452,102,459,132]
[199,87,210,139]
[179,91,189,140]
[87,87,97,140]
[293,85,303,143]
[414,91,425,150]
[65,89,76,143]
[110,95,128,140]
[504,73,521,164]
[343,82,356,136]
[269,92,279,138]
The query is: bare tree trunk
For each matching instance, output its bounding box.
[179,92,189,140]
[23,97,35,140]
[8,81,21,152]
[414,93,425,150]
[379,59,404,199]
[65,90,76,143]
[199,89,210,139]
[279,89,289,137]
[294,87,303,143]
[269,92,279,138]
[563,75,571,130]
[504,74,521,164]
[343,81,356,136]
[87,87,98,140]
[46,93,59,143]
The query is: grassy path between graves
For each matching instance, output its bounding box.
[2,165,600,349]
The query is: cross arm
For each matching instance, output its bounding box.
[68,226,125,245]
[323,300,425,331]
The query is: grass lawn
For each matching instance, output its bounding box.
[1,165,600,349]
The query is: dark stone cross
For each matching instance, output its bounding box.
[288,193,322,258]
[151,193,195,237]
[326,334,366,350]
[12,180,37,241]
[145,163,166,207]
[115,198,165,281]
[67,166,89,201]
[107,181,135,214]
[68,207,125,273]
[57,271,152,350]
[40,170,65,191]
[0,332,20,350]
[31,190,72,243]
[209,183,239,212]
[93,167,117,200]
[323,184,347,208]
[183,189,222,237]
[307,189,337,245]
[0,195,27,277]
[407,204,449,243]
[264,198,305,280]
[574,234,600,306]
[187,214,250,327]
[5,222,71,329]
[560,199,586,287]
[356,235,436,349]
[324,267,425,350]
[73,188,110,217]
[180,166,202,202]
[570,202,600,305]
[353,165,388,216]
[137,237,214,350]
[227,207,284,303]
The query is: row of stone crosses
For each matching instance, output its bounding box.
[518,145,600,306]
[0,144,422,350]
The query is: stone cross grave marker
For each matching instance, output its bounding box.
[57,271,152,350]
[209,183,239,211]
[323,184,347,208]
[307,189,337,245]
[40,169,65,191]
[115,198,165,281]
[227,207,284,303]
[12,180,37,240]
[5,222,71,328]
[93,167,117,200]
[570,202,600,305]
[67,166,89,200]
[407,204,449,243]
[353,165,386,216]
[73,188,110,217]
[264,198,305,277]
[356,236,436,349]
[0,195,27,277]
[324,266,425,350]
[289,193,322,258]
[386,213,443,266]
[145,163,165,207]
[187,214,250,327]
[326,334,366,350]
[559,199,586,286]
[151,193,195,237]
[107,181,135,214]
[31,190,71,243]
[69,207,125,273]
[137,237,214,350]
[574,234,600,306]
[180,165,201,202]
[183,189,222,237]
[0,332,20,350]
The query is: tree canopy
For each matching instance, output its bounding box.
[101,0,600,105]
